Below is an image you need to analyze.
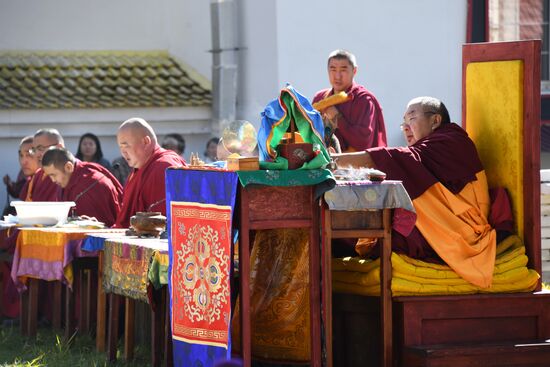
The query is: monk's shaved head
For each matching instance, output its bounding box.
[34,128,65,146]
[32,128,65,165]
[42,147,76,189]
[118,117,158,145]
[407,96,450,124]
[117,117,159,169]
[42,147,75,171]
[20,135,33,146]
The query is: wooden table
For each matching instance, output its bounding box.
[11,227,106,338]
[98,235,171,367]
[321,180,414,367]
[238,184,322,367]
[80,230,128,352]
[165,168,332,366]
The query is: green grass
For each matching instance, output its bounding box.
[543,282,550,291]
[0,326,151,367]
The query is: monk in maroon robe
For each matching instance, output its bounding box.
[1,136,39,319]
[19,169,58,202]
[8,129,66,322]
[19,129,66,202]
[333,97,499,288]
[114,117,186,228]
[41,148,123,227]
[313,49,387,152]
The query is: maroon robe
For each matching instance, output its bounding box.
[3,169,58,317]
[368,123,483,199]
[19,169,58,202]
[367,123,486,261]
[114,146,186,228]
[0,228,18,318]
[58,160,123,227]
[313,82,387,151]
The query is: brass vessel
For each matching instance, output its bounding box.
[129,212,166,237]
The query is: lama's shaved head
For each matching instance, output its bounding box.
[117,117,158,169]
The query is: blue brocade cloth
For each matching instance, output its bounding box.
[81,235,107,252]
[166,168,238,367]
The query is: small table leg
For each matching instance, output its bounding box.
[64,283,75,340]
[380,209,393,367]
[124,297,135,361]
[82,269,91,334]
[309,197,322,367]
[76,267,85,334]
[53,282,62,330]
[152,287,164,367]
[107,293,120,362]
[96,252,106,352]
[20,287,29,336]
[165,291,173,367]
[27,278,39,338]
[322,205,334,367]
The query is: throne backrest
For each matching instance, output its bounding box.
[462,40,542,282]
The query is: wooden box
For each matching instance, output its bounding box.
[278,142,313,169]
[227,156,259,171]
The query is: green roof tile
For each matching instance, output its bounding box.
[0,51,211,109]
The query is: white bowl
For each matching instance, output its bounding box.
[10,201,76,226]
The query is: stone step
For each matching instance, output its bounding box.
[540,169,550,182]
[404,341,550,367]
[541,215,550,227]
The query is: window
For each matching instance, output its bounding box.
[489,0,549,83]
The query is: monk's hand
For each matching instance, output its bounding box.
[2,174,11,186]
[322,106,341,129]
[330,151,374,169]
[80,215,98,222]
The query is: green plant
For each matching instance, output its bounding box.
[0,326,151,366]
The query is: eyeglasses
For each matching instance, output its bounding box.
[28,143,57,155]
[403,111,439,127]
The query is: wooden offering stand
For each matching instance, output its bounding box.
[226,156,259,171]
[277,118,313,169]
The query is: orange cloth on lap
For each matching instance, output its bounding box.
[413,171,496,288]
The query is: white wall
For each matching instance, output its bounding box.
[236,0,280,125]
[166,0,213,81]
[236,0,468,147]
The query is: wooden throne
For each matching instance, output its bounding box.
[333,40,550,367]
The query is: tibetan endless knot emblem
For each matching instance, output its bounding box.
[176,223,228,324]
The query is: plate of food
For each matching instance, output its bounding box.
[332,167,386,182]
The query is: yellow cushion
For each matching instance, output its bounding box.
[333,269,379,287]
[332,235,540,296]
[332,256,380,273]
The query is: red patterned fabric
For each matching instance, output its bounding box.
[170,201,232,349]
